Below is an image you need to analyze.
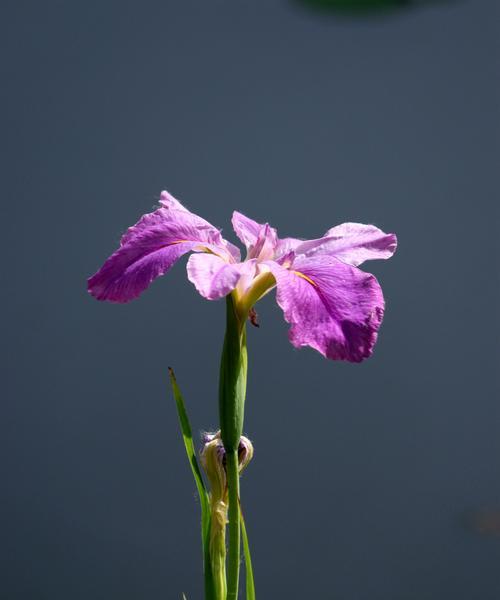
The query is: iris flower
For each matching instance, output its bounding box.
[88,190,396,362]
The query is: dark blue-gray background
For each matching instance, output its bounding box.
[1,1,499,598]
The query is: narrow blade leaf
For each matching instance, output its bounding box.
[168,368,215,600]
[240,504,256,600]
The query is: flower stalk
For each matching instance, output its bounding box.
[219,294,248,599]
[225,450,241,600]
[219,294,248,452]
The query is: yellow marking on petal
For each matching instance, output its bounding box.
[292,270,317,287]
[195,245,214,254]
[169,240,217,255]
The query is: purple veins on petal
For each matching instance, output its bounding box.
[186,254,257,301]
[294,222,397,266]
[88,191,237,303]
[88,239,197,303]
[265,254,385,362]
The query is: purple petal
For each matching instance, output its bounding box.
[265,255,385,362]
[123,191,241,261]
[274,237,303,259]
[231,211,278,260]
[88,192,236,303]
[295,223,397,267]
[250,223,278,260]
[231,212,261,248]
[158,189,192,212]
[158,191,241,262]
[186,254,256,300]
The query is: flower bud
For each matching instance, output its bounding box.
[237,435,254,474]
[200,431,227,505]
[200,431,254,498]
[200,431,227,599]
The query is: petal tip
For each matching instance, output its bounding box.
[159,189,176,206]
[388,233,398,255]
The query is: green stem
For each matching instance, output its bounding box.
[219,295,247,451]
[219,294,247,600]
[226,450,241,600]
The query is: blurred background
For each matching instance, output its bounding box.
[1,1,499,598]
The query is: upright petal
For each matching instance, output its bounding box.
[265,255,385,362]
[294,223,397,267]
[231,211,261,248]
[88,192,236,303]
[186,254,257,300]
[231,211,278,260]
[250,223,278,260]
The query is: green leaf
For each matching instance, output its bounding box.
[240,504,256,600]
[169,368,216,600]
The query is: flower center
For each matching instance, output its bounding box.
[233,270,276,319]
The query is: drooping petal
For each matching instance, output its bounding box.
[158,190,241,262]
[88,192,237,303]
[265,255,385,362]
[158,189,192,212]
[231,211,278,260]
[294,223,397,267]
[186,254,257,300]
